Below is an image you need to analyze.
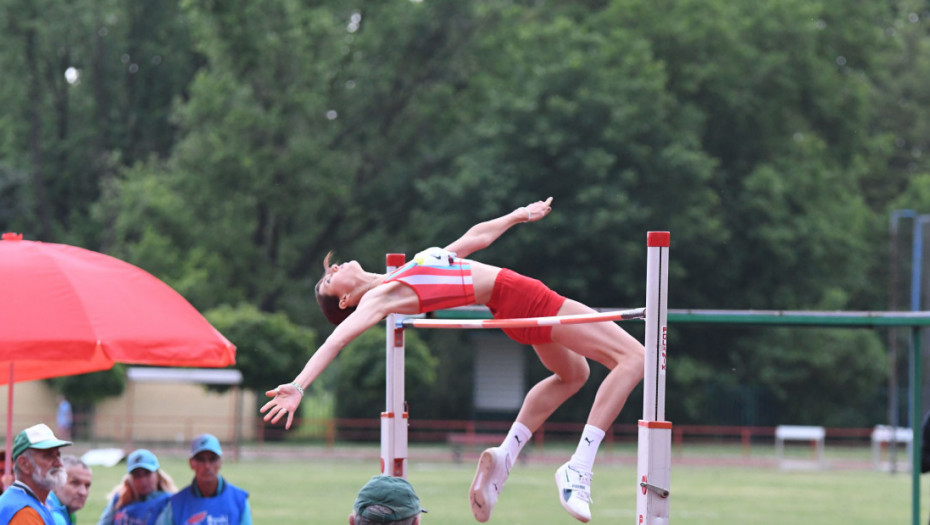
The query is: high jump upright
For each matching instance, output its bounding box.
[382,253,409,478]
[637,231,671,524]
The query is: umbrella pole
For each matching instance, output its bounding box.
[6,364,13,480]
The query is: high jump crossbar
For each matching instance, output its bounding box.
[400,307,646,330]
[381,232,671,525]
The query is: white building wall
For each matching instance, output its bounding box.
[472,333,526,412]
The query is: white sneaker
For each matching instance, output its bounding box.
[469,447,511,522]
[555,462,593,523]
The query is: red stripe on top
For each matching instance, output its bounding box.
[647,231,670,247]
[386,253,406,268]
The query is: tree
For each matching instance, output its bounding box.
[205,303,317,393]
[0,0,202,245]
[330,328,437,422]
[205,303,317,438]
[12,0,927,428]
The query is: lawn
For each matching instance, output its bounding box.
[75,443,927,524]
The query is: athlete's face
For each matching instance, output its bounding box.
[320,260,363,298]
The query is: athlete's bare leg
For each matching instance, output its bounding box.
[513,342,590,432]
[550,299,645,430]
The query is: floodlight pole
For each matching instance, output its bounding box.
[909,215,930,525]
[910,324,922,525]
[889,209,914,472]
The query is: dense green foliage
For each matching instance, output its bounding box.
[204,303,317,393]
[330,328,437,421]
[5,0,930,427]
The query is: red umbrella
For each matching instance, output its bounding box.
[0,232,236,472]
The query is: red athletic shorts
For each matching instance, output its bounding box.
[485,268,567,345]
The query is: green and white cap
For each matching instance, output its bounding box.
[353,475,427,522]
[12,423,71,460]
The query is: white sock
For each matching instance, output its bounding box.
[570,424,606,472]
[501,421,532,469]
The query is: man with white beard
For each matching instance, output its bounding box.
[0,423,72,524]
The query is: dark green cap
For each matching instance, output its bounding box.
[354,475,427,522]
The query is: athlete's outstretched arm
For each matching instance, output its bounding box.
[445,197,553,258]
[260,289,395,429]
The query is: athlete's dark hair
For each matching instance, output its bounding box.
[315,251,355,325]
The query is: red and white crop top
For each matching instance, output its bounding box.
[383,247,475,313]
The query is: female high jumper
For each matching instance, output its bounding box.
[261,197,645,523]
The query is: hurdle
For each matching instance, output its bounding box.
[381,232,671,524]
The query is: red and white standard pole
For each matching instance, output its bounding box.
[382,253,409,478]
[637,232,671,524]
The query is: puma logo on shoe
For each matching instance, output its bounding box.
[470,447,512,523]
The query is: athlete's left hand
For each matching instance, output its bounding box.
[521,197,553,223]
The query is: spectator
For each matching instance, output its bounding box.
[56,397,73,441]
[0,423,72,524]
[98,449,177,525]
[0,449,12,493]
[48,456,92,525]
[154,434,250,525]
[350,475,426,525]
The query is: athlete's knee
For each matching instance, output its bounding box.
[618,341,645,366]
[558,358,589,389]
[604,345,644,376]
[624,351,645,382]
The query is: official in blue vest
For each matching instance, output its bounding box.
[154,434,251,525]
[0,423,72,524]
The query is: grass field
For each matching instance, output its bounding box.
[74,443,928,524]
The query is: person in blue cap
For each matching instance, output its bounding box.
[97,449,177,525]
[350,475,426,525]
[154,434,251,525]
[0,423,72,524]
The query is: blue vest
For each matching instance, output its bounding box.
[114,492,171,525]
[47,491,73,525]
[170,480,248,525]
[0,483,56,524]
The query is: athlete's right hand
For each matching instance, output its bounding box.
[260,383,303,429]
